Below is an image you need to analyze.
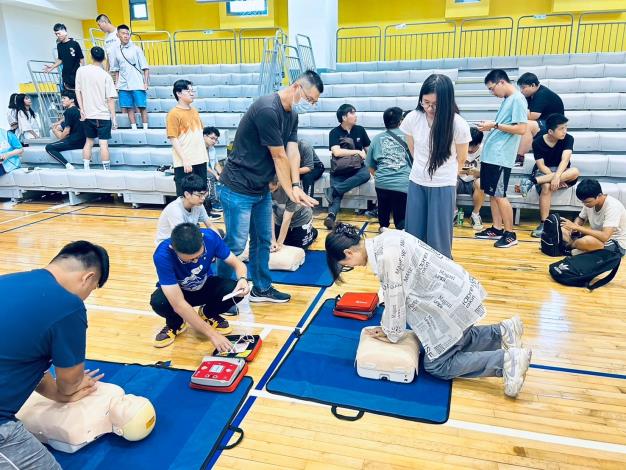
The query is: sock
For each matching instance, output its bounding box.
[143,123,149,130]
[131,123,138,130]
[102,161,111,171]
[472,212,480,216]
[83,159,90,170]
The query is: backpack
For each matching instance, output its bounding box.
[549,250,621,291]
[541,213,565,257]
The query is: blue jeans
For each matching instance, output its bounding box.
[0,420,61,469]
[329,165,371,215]
[218,185,272,292]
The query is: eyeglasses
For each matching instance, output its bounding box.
[181,88,196,95]
[176,244,205,264]
[420,101,437,110]
[299,85,318,105]
[192,191,208,199]
[487,82,500,94]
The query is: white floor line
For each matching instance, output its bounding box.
[248,390,626,455]
[259,327,272,340]
[0,202,71,225]
[85,303,297,332]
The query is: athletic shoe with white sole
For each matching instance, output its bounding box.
[249,286,291,303]
[500,316,523,350]
[503,347,532,398]
[494,231,518,248]
[470,212,484,230]
[475,226,504,240]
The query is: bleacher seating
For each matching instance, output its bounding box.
[5,52,626,210]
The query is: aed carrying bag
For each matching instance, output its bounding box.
[333,293,379,321]
[541,213,566,257]
[549,250,621,290]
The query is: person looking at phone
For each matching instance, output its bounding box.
[150,223,250,350]
[456,127,485,230]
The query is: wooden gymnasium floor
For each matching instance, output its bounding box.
[1,197,626,470]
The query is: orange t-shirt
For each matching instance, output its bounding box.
[166,106,208,168]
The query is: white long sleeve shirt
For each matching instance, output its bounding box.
[365,230,487,360]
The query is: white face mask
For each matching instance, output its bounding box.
[292,88,315,114]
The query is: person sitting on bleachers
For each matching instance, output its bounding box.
[154,174,218,245]
[560,179,626,257]
[456,127,485,230]
[109,24,150,131]
[0,126,23,177]
[6,93,18,133]
[520,114,580,238]
[203,126,223,219]
[45,90,85,169]
[298,139,324,197]
[516,72,564,167]
[15,94,40,141]
[324,103,371,229]
[365,107,411,231]
[269,177,318,250]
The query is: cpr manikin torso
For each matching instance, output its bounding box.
[16,382,156,453]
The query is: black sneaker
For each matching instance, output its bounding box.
[494,231,518,248]
[475,226,504,240]
[207,212,222,221]
[514,155,525,167]
[324,213,336,230]
[249,286,291,303]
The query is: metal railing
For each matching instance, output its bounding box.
[336,26,382,63]
[459,17,514,58]
[89,28,173,65]
[173,29,237,65]
[239,28,284,64]
[383,21,456,61]
[258,35,286,96]
[516,14,574,56]
[296,34,316,72]
[576,10,626,53]
[27,60,63,137]
[283,45,304,83]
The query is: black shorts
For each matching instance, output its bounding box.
[84,119,112,140]
[480,162,511,198]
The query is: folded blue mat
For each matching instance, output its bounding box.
[51,360,252,470]
[266,299,452,424]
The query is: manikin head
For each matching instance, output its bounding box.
[109,394,156,441]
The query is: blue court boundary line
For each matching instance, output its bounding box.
[530,363,626,380]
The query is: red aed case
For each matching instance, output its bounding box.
[189,356,248,393]
[333,292,379,321]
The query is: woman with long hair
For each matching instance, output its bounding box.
[399,74,471,258]
[325,223,531,398]
[7,93,18,132]
[15,94,40,140]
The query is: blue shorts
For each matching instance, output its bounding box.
[119,90,147,109]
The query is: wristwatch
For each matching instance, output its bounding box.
[292,182,302,189]
[494,122,499,129]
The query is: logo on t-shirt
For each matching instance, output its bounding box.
[69,47,76,57]
[179,265,208,291]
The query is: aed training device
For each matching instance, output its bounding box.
[213,335,263,362]
[333,293,379,321]
[190,356,248,392]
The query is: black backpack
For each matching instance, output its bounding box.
[541,213,566,257]
[549,250,621,290]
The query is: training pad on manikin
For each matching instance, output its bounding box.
[51,360,253,470]
[266,299,452,424]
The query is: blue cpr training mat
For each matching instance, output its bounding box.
[266,299,452,424]
[266,250,333,287]
[51,360,252,470]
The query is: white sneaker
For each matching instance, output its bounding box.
[500,315,523,349]
[131,123,138,130]
[65,163,75,170]
[470,212,483,230]
[143,123,149,130]
[503,347,532,398]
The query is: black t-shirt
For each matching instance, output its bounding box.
[532,133,574,168]
[221,94,298,195]
[63,106,85,142]
[57,39,84,88]
[526,85,564,121]
[329,125,371,151]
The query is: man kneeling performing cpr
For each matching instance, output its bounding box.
[150,223,250,350]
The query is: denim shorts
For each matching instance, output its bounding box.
[119,90,147,109]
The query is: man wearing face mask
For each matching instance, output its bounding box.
[218,70,323,303]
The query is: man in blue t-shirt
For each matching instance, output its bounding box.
[151,223,249,351]
[476,69,528,249]
[0,241,109,469]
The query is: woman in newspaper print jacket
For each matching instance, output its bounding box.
[325,223,531,398]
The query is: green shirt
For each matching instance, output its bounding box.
[366,129,411,193]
